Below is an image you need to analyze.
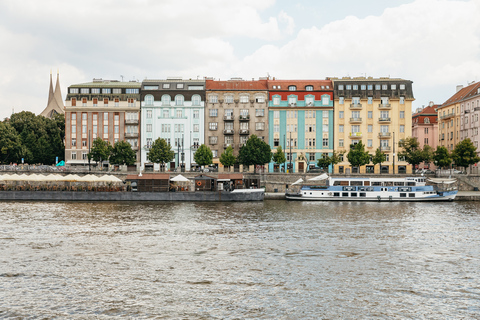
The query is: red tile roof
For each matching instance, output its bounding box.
[206,79,268,90]
[267,79,332,91]
[440,81,480,108]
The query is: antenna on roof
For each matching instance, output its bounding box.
[120,75,124,82]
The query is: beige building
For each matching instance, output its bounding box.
[64,79,141,168]
[331,77,414,174]
[205,78,269,171]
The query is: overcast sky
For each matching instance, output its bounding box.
[1,0,479,121]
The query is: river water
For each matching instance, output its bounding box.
[1,200,480,319]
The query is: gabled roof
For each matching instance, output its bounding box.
[412,105,438,124]
[440,81,480,108]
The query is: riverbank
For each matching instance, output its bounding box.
[265,191,480,201]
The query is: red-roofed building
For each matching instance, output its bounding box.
[412,102,438,169]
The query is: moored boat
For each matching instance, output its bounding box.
[286,174,457,202]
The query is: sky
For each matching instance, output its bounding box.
[0,0,479,121]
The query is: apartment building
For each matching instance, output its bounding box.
[64,79,141,167]
[140,78,205,171]
[412,102,438,169]
[268,79,334,173]
[332,77,414,174]
[205,78,269,171]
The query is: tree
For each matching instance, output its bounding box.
[372,147,386,168]
[88,137,112,168]
[272,146,286,171]
[237,135,272,173]
[434,146,452,169]
[346,141,370,168]
[398,137,425,168]
[110,140,136,166]
[148,138,175,169]
[194,144,213,168]
[452,138,480,171]
[422,145,434,169]
[0,122,22,164]
[220,145,236,171]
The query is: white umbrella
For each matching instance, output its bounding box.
[308,173,329,181]
[291,178,303,185]
[170,174,190,182]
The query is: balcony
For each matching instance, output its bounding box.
[239,129,249,135]
[440,112,455,120]
[378,103,391,109]
[238,143,246,148]
[223,129,234,135]
[125,132,138,138]
[223,143,233,149]
[349,132,362,139]
[378,132,391,138]
[349,117,362,123]
[381,146,391,151]
[224,115,234,121]
[125,119,139,125]
[239,115,250,121]
[350,103,362,109]
[378,117,391,123]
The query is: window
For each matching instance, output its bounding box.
[256,122,265,130]
[72,138,76,147]
[352,111,360,119]
[400,96,405,104]
[71,152,77,160]
[146,124,152,132]
[400,125,405,133]
[380,110,389,119]
[288,85,296,91]
[209,136,217,145]
[339,139,344,147]
[210,95,218,103]
[323,111,329,118]
[209,122,218,130]
[126,89,139,94]
[400,111,405,119]
[288,96,296,105]
[192,95,201,106]
[209,109,218,117]
[323,138,328,147]
[176,110,183,118]
[339,125,344,133]
[80,88,89,94]
[346,85,351,90]
[177,83,184,89]
[144,85,158,90]
[368,139,373,147]
[424,128,429,134]
[163,83,170,89]
[274,124,280,133]
[380,125,389,133]
[225,109,233,116]
[163,109,170,118]
[161,95,171,105]
[353,85,358,90]
[188,85,204,90]
[273,96,280,105]
[368,111,373,119]
[305,96,314,106]
[256,109,264,117]
[82,98,87,107]
[339,97,344,105]
[193,110,199,119]
[382,84,387,90]
[70,88,79,94]
[146,110,152,118]
[240,95,249,103]
[255,96,265,103]
[306,85,313,91]
[361,85,366,90]
[225,95,234,104]
[400,84,405,90]
[368,125,373,133]
[391,84,396,90]
[240,109,249,117]
[323,125,328,132]
[274,111,280,119]
[274,138,279,147]
[193,124,199,132]
[368,97,373,105]
[322,95,330,105]
[175,95,184,106]
[375,84,381,90]
[339,111,344,119]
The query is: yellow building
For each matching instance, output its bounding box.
[331,77,414,174]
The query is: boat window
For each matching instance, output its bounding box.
[351,192,357,197]
[409,193,415,197]
[364,181,370,186]
[372,182,382,186]
[360,193,366,197]
[350,181,363,186]
[384,182,393,186]
[407,182,416,186]
[342,192,349,197]
[394,182,404,186]
[400,193,407,197]
[334,192,340,197]
[340,181,349,186]
[333,181,343,186]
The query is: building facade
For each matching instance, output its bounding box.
[439,82,480,157]
[64,79,141,167]
[268,79,334,173]
[331,77,414,174]
[140,78,205,172]
[205,78,269,171]
[412,102,438,170]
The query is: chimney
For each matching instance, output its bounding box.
[428,101,434,107]
[456,85,464,92]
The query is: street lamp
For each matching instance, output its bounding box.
[393,132,395,175]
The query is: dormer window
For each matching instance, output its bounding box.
[306,85,313,91]
[288,85,296,91]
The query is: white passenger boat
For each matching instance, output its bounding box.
[286,174,457,202]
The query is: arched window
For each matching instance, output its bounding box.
[424,117,430,124]
[175,95,184,106]
[288,85,297,91]
[144,95,154,105]
[192,94,201,106]
[305,85,313,91]
[161,94,171,106]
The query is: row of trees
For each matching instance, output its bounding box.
[88,138,137,167]
[0,111,65,165]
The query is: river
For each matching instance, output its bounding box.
[1,200,480,319]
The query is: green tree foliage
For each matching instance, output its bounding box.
[433,146,452,169]
[317,150,343,173]
[148,138,175,166]
[452,138,480,170]
[110,140,136,166]
[194,144,213,167]
[272,146,286,167]
[372,147,386,166]
[87,137,112,167]
[398,137,425,167]
[0,122,22,164]
[346,141,370,168]
[237,135,272,173]
[219,145,236,170]
[422,145,434,168]
[1,111,64,164]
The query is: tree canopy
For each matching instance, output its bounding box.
[237,135,272,173]
[346,141,370,168]
[398,137,428,167]
[148,138,175,165]
[272,146,286,167]
[110,140,136,166]
[87,137,112,166]
[433,146,452,169]
[371,147,387,166]
[452,138,480,170]
[194,144,213,167]
[219,145,236,169]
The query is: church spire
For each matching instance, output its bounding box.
[47,70,54,106]
[40,70,65,118]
